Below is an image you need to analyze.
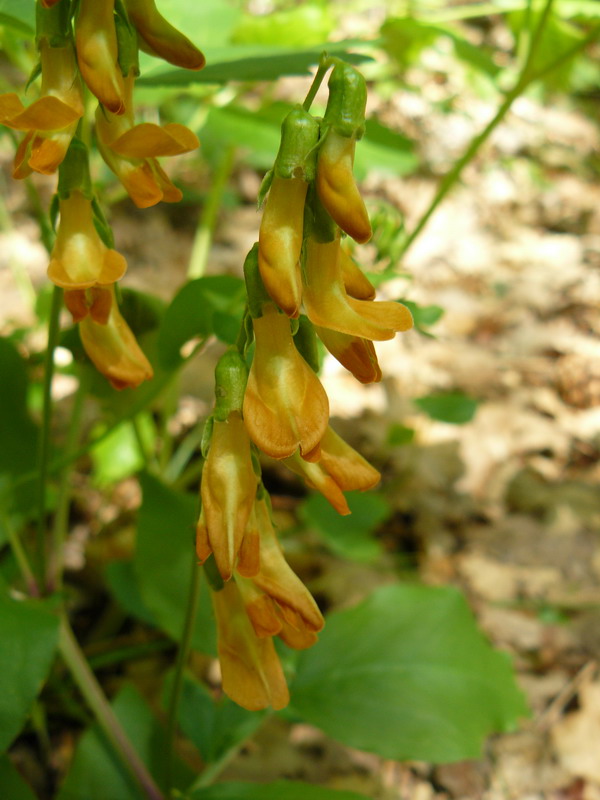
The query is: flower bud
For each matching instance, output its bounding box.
[124,0,205,70]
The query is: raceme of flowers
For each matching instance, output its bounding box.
[0,0,203,388]
[196,62,414,710]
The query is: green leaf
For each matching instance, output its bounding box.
[232,6,334,47]
[414,392,478,424]
[0,0,34,33]
[387,423,415,446]
[163,672,263,764]
[105,561,157,627]
[290,584,528,763]
[0,596,59,751]
[191,782,368,800]
[301,491,390,562]
[399,300,444,336]
[158,276,246,367]
[56,684,193,800]
[138,42,371,87]
[354,119,418,181]
[90,415,156,486]
[134,473,216,654]
[0,755,37,800]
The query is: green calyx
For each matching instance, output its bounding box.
[115,0,140,77]
[273,105,320,182]
[36,0,72,48]
[293,315,321,374]
[243,243,275,319]
[57,138,93,200]
[304,182,337,244]
[323,61,367,140]
[213,349,248,420]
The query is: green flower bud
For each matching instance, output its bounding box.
[323,61,367,140]
[273,105,320,181]
[243,243,275,319]
[214,349,249,420]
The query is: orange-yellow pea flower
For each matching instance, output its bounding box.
[79,286,153,390]
[0,41,84,179]
[258,176,307,318]
[235,498,324,647]
[303,236,413,341]
[283,426,380,514]
[47,190,127,291]
[124,0,205,71]
[243,305,329,460]
[316,129,372,244]
[95,72,199,208]
[64,286,112,324]
[211,579,289,711]
[314,325,382,384]
[195,412,258,581]
[339,246,375,300]
[75,0,126,114]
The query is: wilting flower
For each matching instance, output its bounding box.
[211,579,289,711]
[243,305,329,460]
[235,497,324,648]
[0,40,83,178]
[75,0,126,114]
[47,190,127,291]
[95,72,199,208]
[283,426,380,514]
[258,176,307,318]
[316,129,372,244]
[314,325,382,384]
[79,286,153,389]
[196,412,258,581]
[125,0,205,70]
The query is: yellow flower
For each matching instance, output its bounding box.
[234,498,324,648]
[64,286,112,324]
[243,305,329,460]
[95,72,199,208]
[211,579,289,711]
[316,129,372,244]
[75,0,126,114]
[0,41,83,179]
[258,176,307,318]
[314,325,382,384]
[303,236,413,341]
[339,245,375,300]
[195,412,258,581]
[283,426,380,514]
[124,0,205,71]
[47,191,127,291]
[79,286,153,390]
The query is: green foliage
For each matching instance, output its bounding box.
[399,300,445,336]
[232,5,335,47]
[414,391,478,424]
[56,684,193,800]
[90,415,156,486]
[134,473,216,654]
[0,0,33,33]
[301,490,391,562]
[0,597,59,751]
[0,754,37,800]
[190,783,368,800]
[290,584,528,762]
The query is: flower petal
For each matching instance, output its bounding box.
[5,96,82,131]
[109,122,199,158]
[315,325,382,384]
[319,427,380,492]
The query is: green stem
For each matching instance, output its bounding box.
[187,145,236,280]
[302,53,335,112]
[24,176,55,254]
[47,368,88,593]
[1,511,38,596]
[399,0,560,259]
[163,550,202,793]
[59,617,165,800]
[35,284,63,591]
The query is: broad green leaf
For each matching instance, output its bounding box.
[0,338,38,513]
[0,0,34,33]
[105,561,157,627]
[301,491,390,562]
[56,684,192,800]
[387,423,415,446]
[191,782,368,800]
[0,755,37,800]
[290,584,528,762]
[354,119,418,180]
[232,6,334,47]
[134,473,216,654]
[0,596,59,751]
[399,300,444,335]
[158,275,246,367]
[90,415,156,486]
[138,43,371,87]
[163,672,263,764]
[414,392,478,424]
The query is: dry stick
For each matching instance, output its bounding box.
[536,660,598,731]
[59,617,165,800]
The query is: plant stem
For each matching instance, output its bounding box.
[302,53,334,111]
[47,369,88,593]
[187,144,235,280]
[163,550,202,794]
[399,0,559,259]
[1,510,38,596]
[34,284,63,591]
[59,617,165,800]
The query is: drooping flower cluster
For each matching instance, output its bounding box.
[196,61,414,710]
[0,0,203,388]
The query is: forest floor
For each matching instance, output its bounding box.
[1,33,600,800]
